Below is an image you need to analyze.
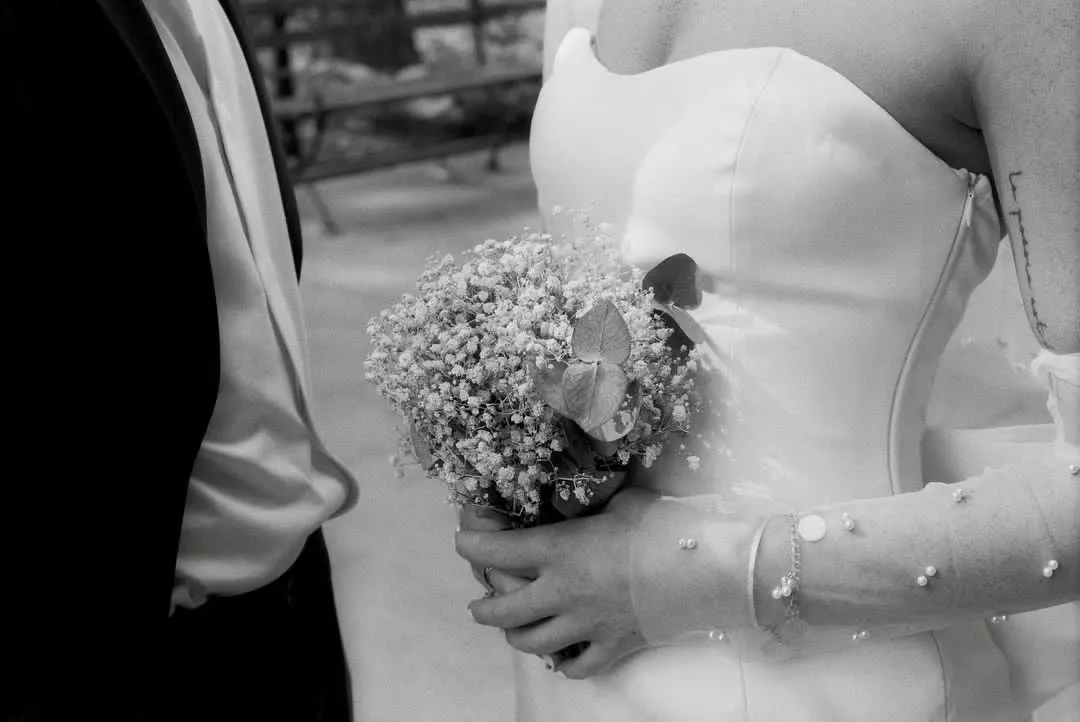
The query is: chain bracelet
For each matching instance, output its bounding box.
[767,512,804,642]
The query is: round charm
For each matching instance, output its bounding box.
[797,514,828,542]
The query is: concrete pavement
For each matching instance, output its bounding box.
[297,144,537,722]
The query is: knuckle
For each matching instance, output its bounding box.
[470,602,496,626]
[453,531,472,558]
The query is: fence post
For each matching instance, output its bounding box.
[467,0,505,171]
[272,10,300,160]
[468,0,488,66]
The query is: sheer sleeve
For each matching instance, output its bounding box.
[629,353,1080,694]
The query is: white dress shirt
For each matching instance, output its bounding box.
[142,0,359,611]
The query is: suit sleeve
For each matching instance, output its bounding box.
[3,3,219,719]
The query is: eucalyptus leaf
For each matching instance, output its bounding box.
[643,253,702,309]
[563,361,628,431]
[586,380,642,441]
[651,300,708,345]
[571,299,632,365]
[528,359,570,415]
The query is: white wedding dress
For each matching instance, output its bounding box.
[520,24,1078,722]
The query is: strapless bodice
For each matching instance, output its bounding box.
[531,28,1003,506]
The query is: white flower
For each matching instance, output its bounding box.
[364,216,703,524]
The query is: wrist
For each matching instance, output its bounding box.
[629,497,769,645]
[752,514,792,630]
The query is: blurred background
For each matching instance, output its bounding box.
[234,1,545,719]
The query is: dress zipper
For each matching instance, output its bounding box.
[961,173,977,228]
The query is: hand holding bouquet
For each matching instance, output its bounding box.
[365,218,701,527]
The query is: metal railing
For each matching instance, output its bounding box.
[240,0,543,189]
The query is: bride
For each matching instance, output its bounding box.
[456,0,1079,719]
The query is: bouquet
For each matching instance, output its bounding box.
[365,215,702,526]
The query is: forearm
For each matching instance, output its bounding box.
[630,450,1078,655]
[631,353,1080,646]
[753,459,1079,631]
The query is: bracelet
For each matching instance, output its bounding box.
[768,512,806,644]
[746,517,770,630]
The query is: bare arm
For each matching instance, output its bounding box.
[968,0,1080,352]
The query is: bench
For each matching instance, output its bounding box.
[240,0,544,232]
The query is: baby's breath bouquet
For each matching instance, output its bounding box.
[365,219,701,526]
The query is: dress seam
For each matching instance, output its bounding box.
[726,53,785,722]
[727,50,785,348]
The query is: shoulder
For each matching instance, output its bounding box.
[958,0,1079,352]
[957,0,1078,183]
[960,0,1078,92]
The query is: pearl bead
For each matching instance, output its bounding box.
[771,587,783,600]
[916,575,929,587]
[685,538,697,550]
[1069,463,1079,476]
[952,488,967,503]
[678,538,687,549]
[1047,560,1059,571]
[924,566,937,577]
[1043,566,1055,578]
[842,513,856,532]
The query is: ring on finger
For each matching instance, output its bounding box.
[481,566,496,597]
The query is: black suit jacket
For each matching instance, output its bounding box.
[3,2,303,718]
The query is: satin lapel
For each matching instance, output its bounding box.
[95,0,207,236]
[220,0,305,278]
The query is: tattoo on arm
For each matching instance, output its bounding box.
[1006,171,1053,349]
